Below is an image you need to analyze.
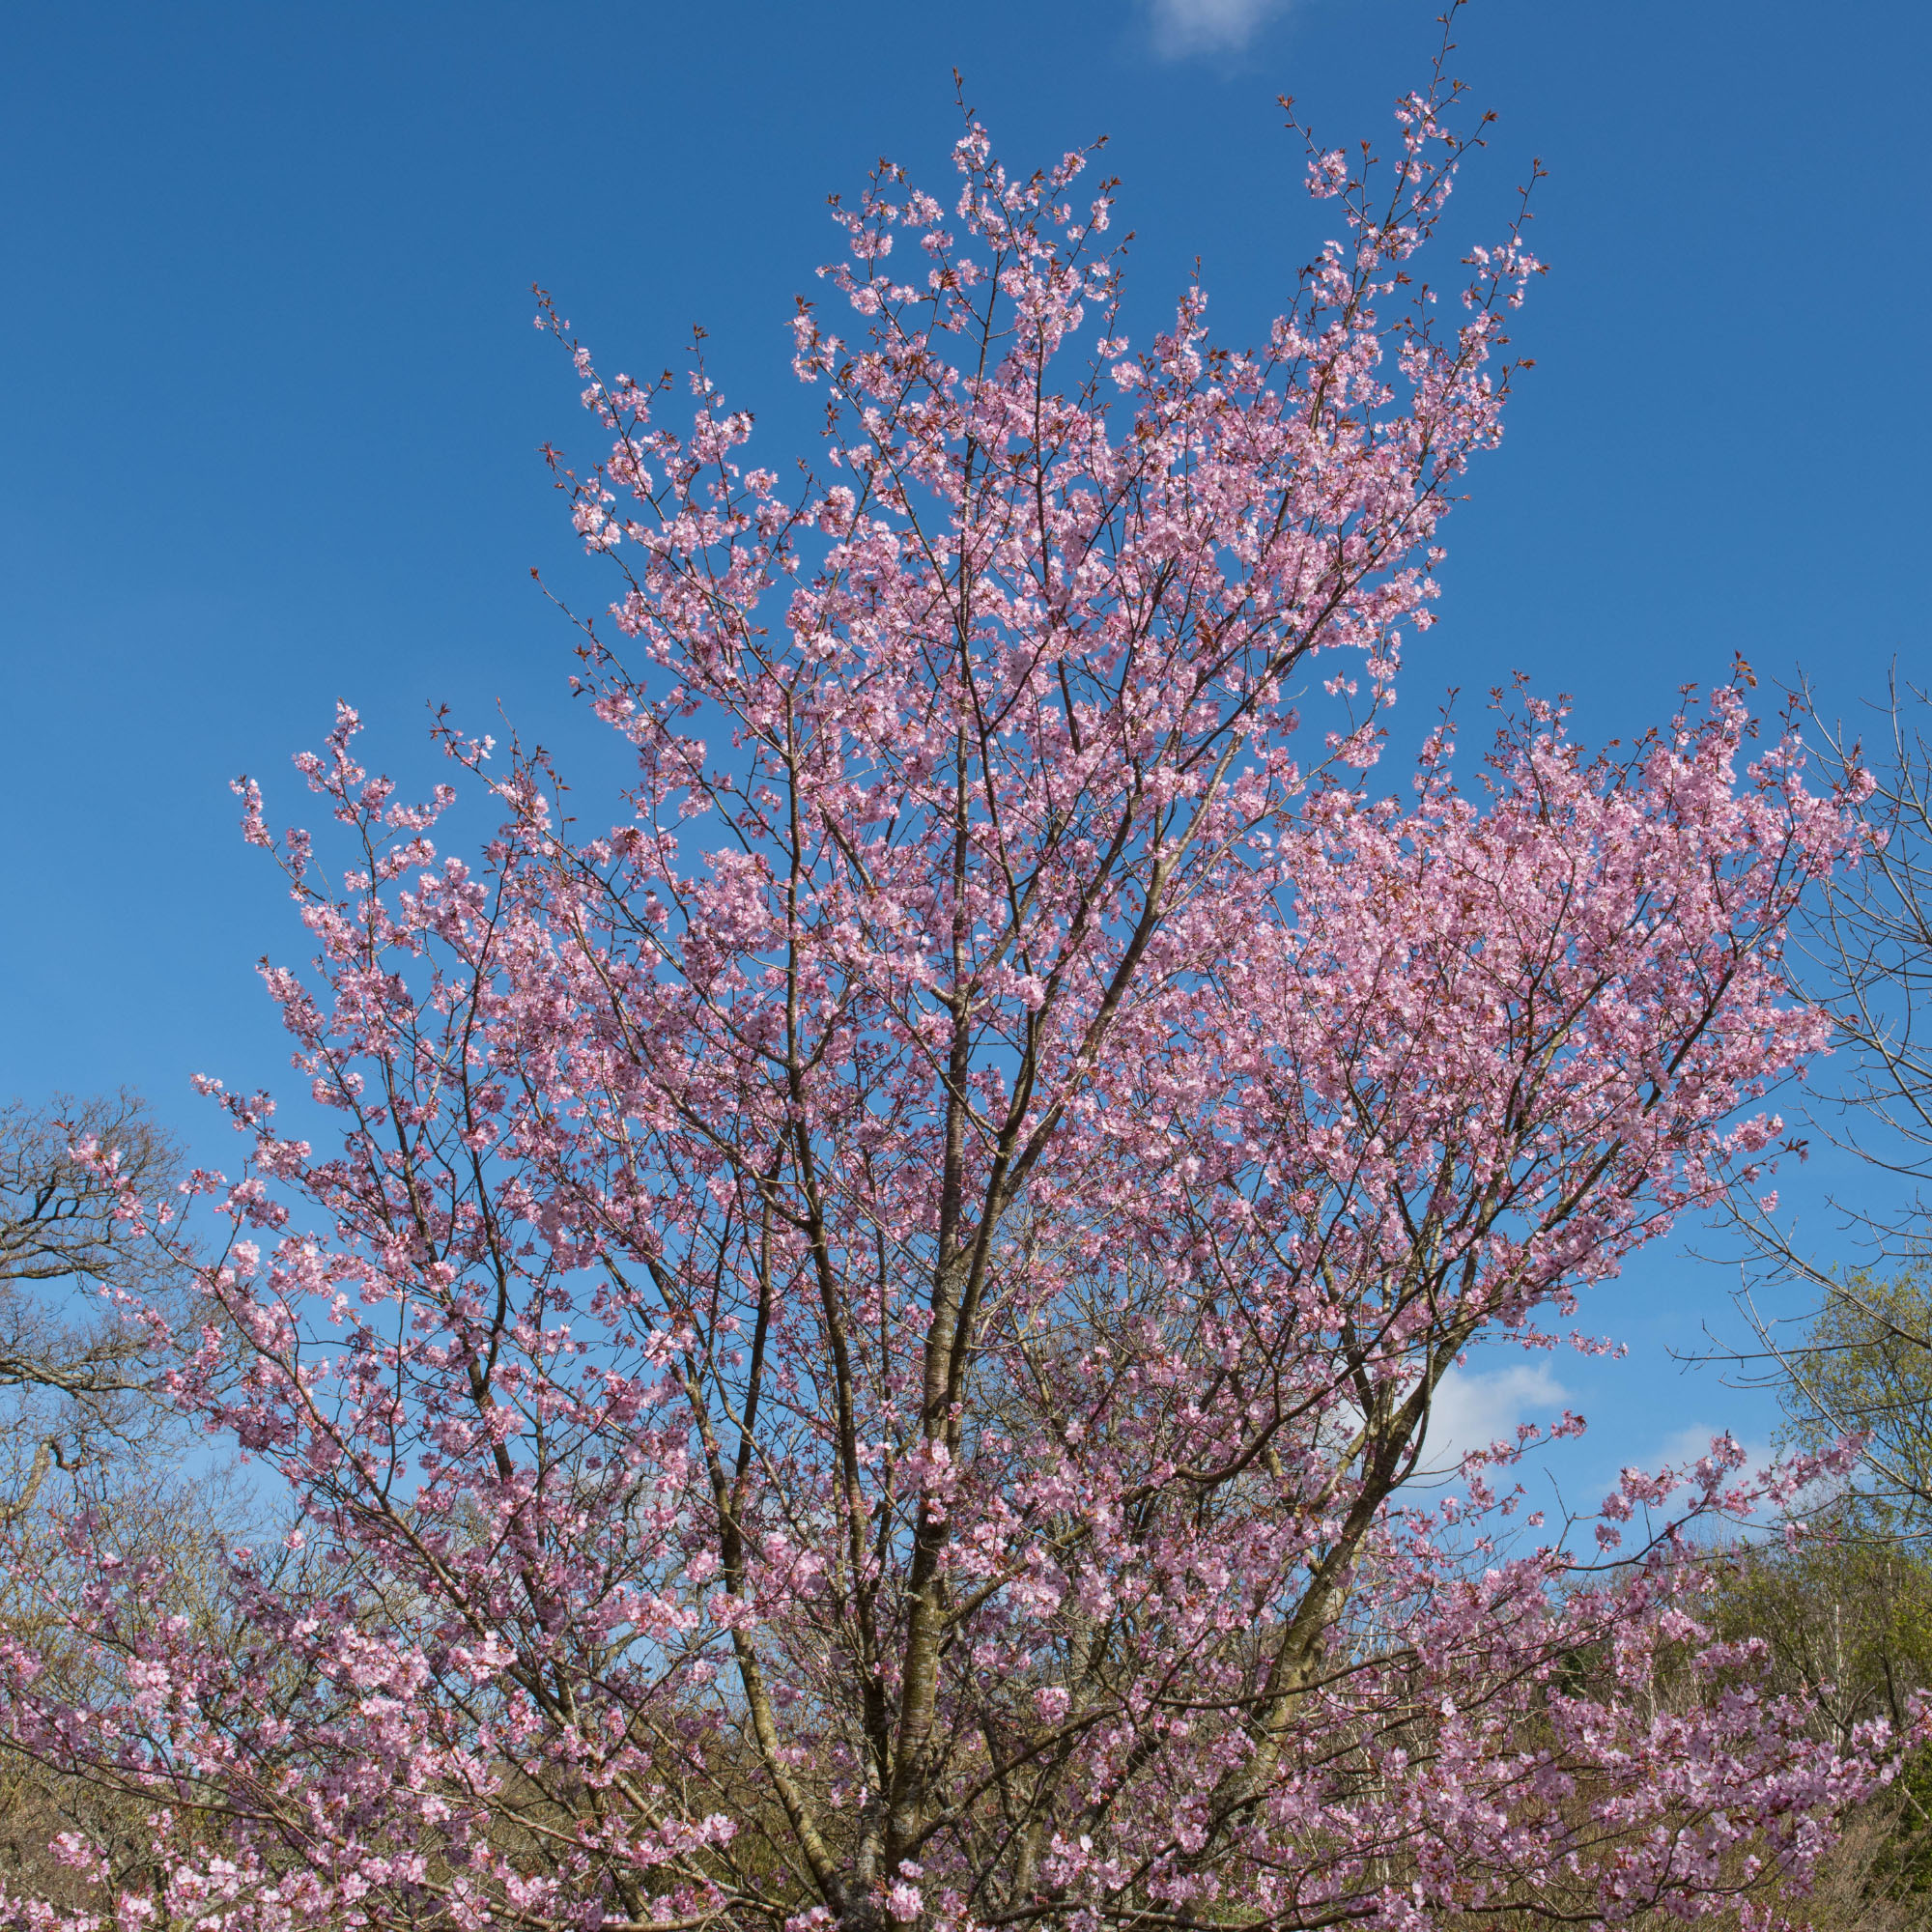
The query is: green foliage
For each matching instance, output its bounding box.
[1777,1267,1932,1544]
[1712,1536,1932,1741]
[1868,1743,1932,1898]
[1705,1538,1932,1925]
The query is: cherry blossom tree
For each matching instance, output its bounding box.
[0,36,1898,1932]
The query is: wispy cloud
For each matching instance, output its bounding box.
[1420,1359,1570,1474]
[1148,0,1293,59]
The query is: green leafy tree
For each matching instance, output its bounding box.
[1773,1268,1932,1544]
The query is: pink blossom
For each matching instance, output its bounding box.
[0,40,1890,1932]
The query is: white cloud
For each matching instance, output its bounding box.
[1148,0,1293,58]
[1419,1359,1569,1474]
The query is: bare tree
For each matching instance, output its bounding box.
[0,1091,188,1516]
[1809,672,1932,1246]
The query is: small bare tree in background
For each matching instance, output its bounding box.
[1814,678,1932,1248]
[0,1090,191,1517]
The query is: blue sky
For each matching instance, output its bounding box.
[3,0,1926,1492]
